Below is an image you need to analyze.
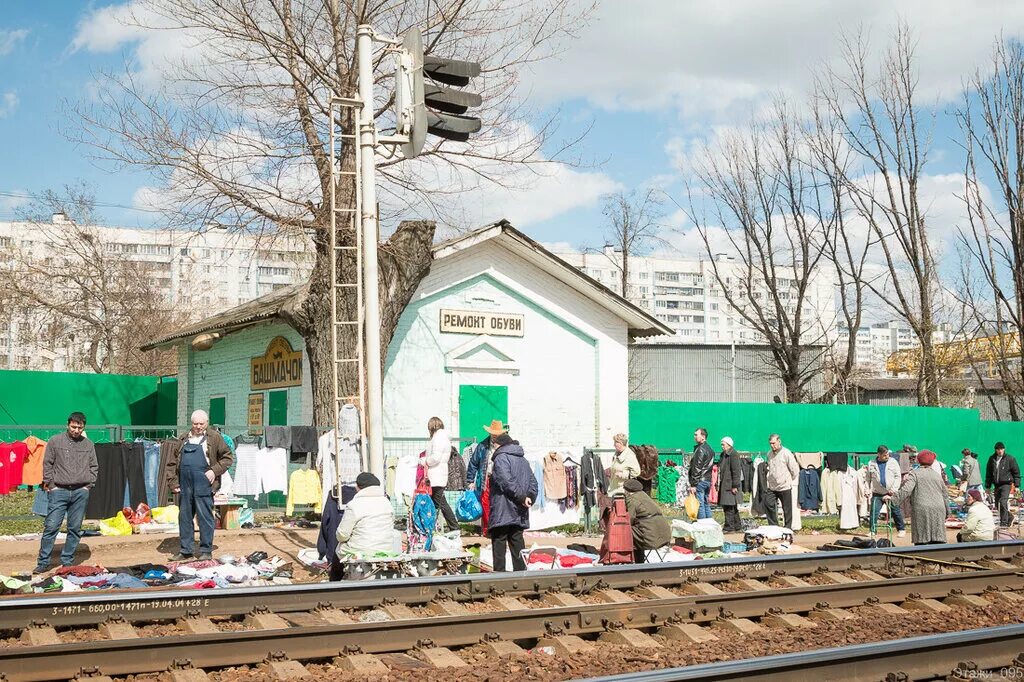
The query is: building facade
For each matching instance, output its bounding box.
[146,221,669,450]
[555,246,836,345]
[0,216,312,371]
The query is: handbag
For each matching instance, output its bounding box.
[456,490,483,522]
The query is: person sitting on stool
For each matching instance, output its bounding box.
[958,488,995,542]
[622,478,671,563]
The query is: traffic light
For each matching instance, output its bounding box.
[394,28,482,159]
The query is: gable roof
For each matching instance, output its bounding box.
[142,219,669,350]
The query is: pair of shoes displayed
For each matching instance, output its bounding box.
[32,565,50,575]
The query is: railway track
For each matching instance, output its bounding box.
[1,542,1023,681]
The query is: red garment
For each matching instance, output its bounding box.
[528,552,555,565]
[480,478,492,537]
[55,565,106,577]
[0,444,9,494]
[708,464,719,505]
[670,545,692,554]
[9,441,27,487]
[558,554,594,567]
[188,580,217,589]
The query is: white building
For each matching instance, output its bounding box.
[837,320,953,376]
[556,246,836,345]
[144,220,669,449]
[0,216,312,371]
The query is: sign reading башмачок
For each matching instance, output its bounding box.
[440,309,524,337]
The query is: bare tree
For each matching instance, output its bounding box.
[596,189,664,301]
[0,187,184,375]
[819,24,943,406]
[683,98,839,403]
[70,0,593,425]
[954,38,1024,420]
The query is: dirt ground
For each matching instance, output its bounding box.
[0,524,972,579]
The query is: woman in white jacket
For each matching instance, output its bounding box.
[423,417,460,532]
[336,473,396,559]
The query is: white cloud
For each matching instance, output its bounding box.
[533,1,1024,120]
[0,28,28,56]
[0,91,19,118]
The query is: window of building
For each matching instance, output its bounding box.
[258,266,290,277]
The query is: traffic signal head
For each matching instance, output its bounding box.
[394,28,482,158]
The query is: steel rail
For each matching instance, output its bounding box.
[1,541,1020,629]
[3,566,1022,681]
[584,623,1024,681]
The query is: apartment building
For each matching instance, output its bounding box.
[837,320,953,376]
[555,246,837,344]
[0,216,313,371]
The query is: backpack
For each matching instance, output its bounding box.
[600,497,634,564]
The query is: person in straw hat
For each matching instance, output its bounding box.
[466,419,507,535]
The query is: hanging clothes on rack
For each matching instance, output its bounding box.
[740,457,754,493]
[562,461,579,511]
[708,464,719,505]
[798,467,821,511]
[290,426,319,454]
[655,463,680,505]
[543,452,568,502]
[581,449,606,510]
[750,458,769,517]
[264,426,291,450]
[447,446,467,492]
[21,435,46,487]
[838,468,860,530]
[824,452,848,472]
[286,468,323,516]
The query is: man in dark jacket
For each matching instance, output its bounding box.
[488,432,538,572]
[717,436,743,532]
[623,479,671,562]
[688,427,715,520]
[986,441,1020,527]
[165,409,234,561]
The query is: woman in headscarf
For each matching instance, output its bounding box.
[883,450,949,545]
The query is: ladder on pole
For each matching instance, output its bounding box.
[329,94,368,487]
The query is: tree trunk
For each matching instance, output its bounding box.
[917,327,940,407]
[287,220,435,428]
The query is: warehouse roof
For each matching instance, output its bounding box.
[142,219,670,350]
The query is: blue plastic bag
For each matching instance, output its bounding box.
[455,490,482,522]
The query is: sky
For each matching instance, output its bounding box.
[2,1,1024,259]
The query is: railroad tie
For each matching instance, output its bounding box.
[979,559,1017,570]
[713,618,765,635]
[819,571,856,584]
[942,593,990,609]
[733,578,769,591]
[983,589,1024,604]
[864,602,909,616]
[380,603,417,620]
[418,646,469,668]
[657,623,718,643]
[20,622,60,646]
[315,608,355,625]
[542,591,586,608]
[774,575,811,589]
[244,610,291,630]
[807,607,855,623]
[847,569,885,581]
[377,653,432,671]
[265,656,311,680]
[98,618,138,640]
[681,581,724,596]
[168,666,210,682]
[762,612,817,630]
[333,654,389,674]
[177,617,219,635]
[901,597,952,614]
[71,671,112,682]
[281,612,328,628]
[633,585,677,600]
[480,639,526,657]
[599,629,663,649]
[593,588,634,604]
[427,600,469,617]
[488,596,526,611]
[535,635,595,655]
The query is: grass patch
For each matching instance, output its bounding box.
[0,490,41,535]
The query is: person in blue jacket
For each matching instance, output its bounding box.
[487,431,537,572]
[466,420,506,496]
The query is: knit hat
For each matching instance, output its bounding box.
[355,472,380,488]
[721,436,734,448]
[916,450,937,466]
[995,441,1006,451]
[623,479,644,492]
[968,488,983,502]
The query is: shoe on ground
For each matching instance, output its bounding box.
[897,530,906,538]
[197,553,213,561]
[32,565,49,575]
[169,553,194,562]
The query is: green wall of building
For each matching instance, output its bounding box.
[0,370,177,427]
[629,401,1024,472]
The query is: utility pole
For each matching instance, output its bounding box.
[356,24,385,479]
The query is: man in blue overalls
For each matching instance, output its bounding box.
[165,409,234,561]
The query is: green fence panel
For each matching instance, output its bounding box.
[629,401,1024,469]
[0,370,176,426]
